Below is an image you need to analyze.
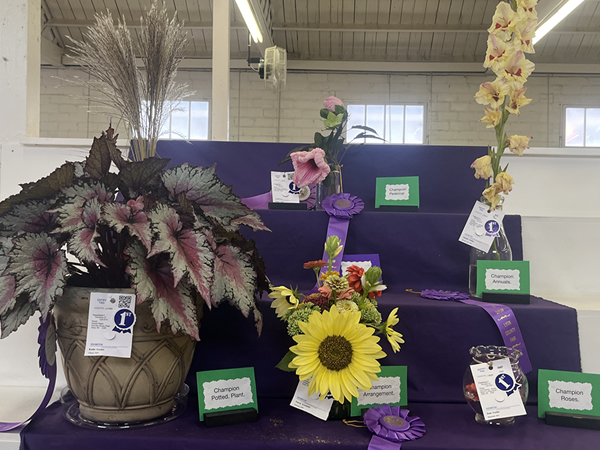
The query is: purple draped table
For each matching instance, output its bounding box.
[21,399,600,450]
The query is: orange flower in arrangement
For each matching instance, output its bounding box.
[368,290,383,300]
[346,265,365,293]
[303,260,328,269]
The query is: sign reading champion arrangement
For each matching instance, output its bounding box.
[84,290,136,358]
[197,367,258,421]
[351,366,407,416]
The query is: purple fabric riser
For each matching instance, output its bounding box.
[21,401,599,450]
[185,291,579,405]
[156,141,487,213]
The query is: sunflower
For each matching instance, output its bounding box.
[269,286,299,319]
[383,307,405,353]
[289,307,386,403]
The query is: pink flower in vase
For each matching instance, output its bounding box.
[291,148,330,187]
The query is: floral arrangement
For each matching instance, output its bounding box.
[269,235,404,403]
[471,0,537,210]
[0,127,269,340]
[288,96,382,189]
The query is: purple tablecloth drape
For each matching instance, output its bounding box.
[157,141,487,213]
[21,400,598,450]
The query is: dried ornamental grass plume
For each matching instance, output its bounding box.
[67,1,191,161]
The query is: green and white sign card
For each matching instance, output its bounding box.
[538,369,600,418]
[196,367,258,421]
[375,177,419,208]
[350,366,407,416]
[476,260,530,297]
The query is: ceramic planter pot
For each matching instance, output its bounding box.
[53,287,196,423]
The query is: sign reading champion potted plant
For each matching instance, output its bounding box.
[0,127,269,423]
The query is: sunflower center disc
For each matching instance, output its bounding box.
[318,335,353,371]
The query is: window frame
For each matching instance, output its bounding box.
[345,103,428,145]
[162,100,212,141]
[562,105,600,148]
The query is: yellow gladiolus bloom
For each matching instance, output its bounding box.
[495,172,515,194]
[488,2,516,40]
[483,36,510,73]
[269,286,299,319]
[498,50,535,84]
[480,107,502,128]
[513,15,537,54]
[475,77,509,109]
[289,307,386,403]
[471,155,493,180]
[482,184,503,210]
[506,86,532,115]
[507,135,531,156]
[384,308,405,353]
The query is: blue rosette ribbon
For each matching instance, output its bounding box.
[364,405,426,450]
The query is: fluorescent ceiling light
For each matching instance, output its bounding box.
[235,0,263,44]
[533,0,585,44]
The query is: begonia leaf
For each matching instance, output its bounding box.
[0,200,56,237]
[85,135,113,179]
[148,205,213,303]
[212,244,262,334]
[119,157,170,196]
[103,202,153,252]
[0,163,75,215]
[0,294,37,338]
[126,242,200,340]
[8,233,68,318]
[161,164,269,232]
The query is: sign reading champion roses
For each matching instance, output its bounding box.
[538,369,600,419]
[196,367,258,421]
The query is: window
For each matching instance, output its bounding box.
[564,107,600,147]
[160,101,210,140]
[346,104,425,144]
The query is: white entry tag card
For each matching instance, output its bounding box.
[459,201,505,252]
[271,171,300,203]
[290,379,334,421]
[84,291,136,358]
[470,357,527,421]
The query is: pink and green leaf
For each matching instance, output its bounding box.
[148,205,213,302]
[126,242,200,340]
[212,244,262,333]
[8,233,68,318]
[161,164,269,232]
[0,294,37,338]
[66,198,105,267]
[0,200,57,237]
[103,202,153,252]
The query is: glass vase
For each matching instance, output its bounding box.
[468,202,512,296]
[315,165,342,211]
[327,400,352,420]
[463,345,528,426]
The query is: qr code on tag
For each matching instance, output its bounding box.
[118,295,132,309]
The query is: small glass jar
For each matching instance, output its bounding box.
[463,345,528,426]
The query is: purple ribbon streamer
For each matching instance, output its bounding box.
[241,192,272,210]
[320,217,350,275]
[459,299,533,373]
[368,435,402,450]
[0,316,57,432]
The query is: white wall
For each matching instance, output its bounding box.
[40,67,600,148]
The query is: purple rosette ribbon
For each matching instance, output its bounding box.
[364,405,425,450]
[320,193,364,275]
[417,288,532,373]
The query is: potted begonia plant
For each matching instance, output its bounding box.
[0,127,269,423]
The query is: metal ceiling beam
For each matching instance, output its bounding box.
[41,37,64,66]
[45,18,248,30]
[46,18,600,36]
